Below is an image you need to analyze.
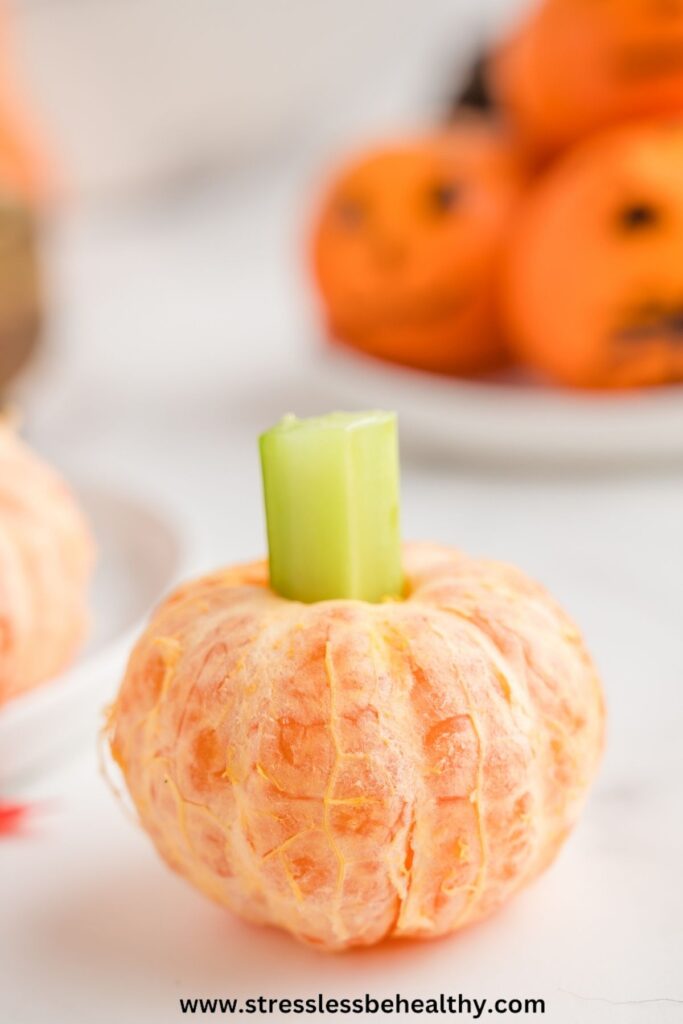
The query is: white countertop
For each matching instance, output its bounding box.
[1,153,682,1023]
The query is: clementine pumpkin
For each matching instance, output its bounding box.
[504,120,683,389]
[110,542,604,950]
[0,418,94,705]
[110,413,604,950]
[493,0,683,160]
[311,124,524,375]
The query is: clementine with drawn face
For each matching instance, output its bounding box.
[311,125,523,375]
[504,122,683,389]
[494,0,683,159]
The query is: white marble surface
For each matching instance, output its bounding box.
[1,141,682,1023]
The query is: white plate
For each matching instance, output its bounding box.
[0,486,185,785]
[315,345,683,466]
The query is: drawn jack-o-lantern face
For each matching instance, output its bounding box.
[494,0,683,158]
[311,125,523,375]
[504,122,683,389]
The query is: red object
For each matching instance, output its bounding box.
[0,801,30,836]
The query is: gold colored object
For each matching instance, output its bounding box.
[0,191,41,392]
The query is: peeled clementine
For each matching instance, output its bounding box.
[110,542,604,950]
[0,419,94,705]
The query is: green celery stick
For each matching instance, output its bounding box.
[259,411,402,603]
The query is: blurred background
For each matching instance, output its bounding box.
[13,0,523,194]
[6,0,531,575]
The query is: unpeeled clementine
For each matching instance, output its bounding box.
[0,419,94,705]
[110,543,604,950]
[492,0,683,161]
[503,122,683,389]
[311,125,524,376]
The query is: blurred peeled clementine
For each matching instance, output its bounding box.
[504,121,683,389]
[493,0,683,160]
[0,418,94,705]
[110,543,604,950]
[311,123,524,376]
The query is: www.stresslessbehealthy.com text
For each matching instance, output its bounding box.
[179,992,546,1018]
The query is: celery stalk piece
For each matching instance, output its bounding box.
[259,411,402,604]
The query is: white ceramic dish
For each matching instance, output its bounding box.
[315,345,683,466]
[0,485,185,785]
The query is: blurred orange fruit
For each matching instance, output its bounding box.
[504,120,683,389]
[493,0,683,160]
[311,123,525,376]
[0,7,51,202]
